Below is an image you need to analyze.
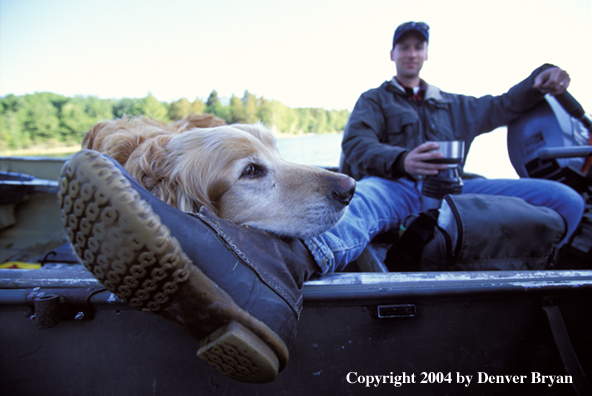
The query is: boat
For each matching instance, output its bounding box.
[1,93,591,395]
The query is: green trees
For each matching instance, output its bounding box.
[229,94,245,124]
[112,98,144,118]
[205,90,230,122]
[0,90,350,151]
[168,98,192,121]
[142,94,169,122]
[1,94,29,149]
[243,91,258,124]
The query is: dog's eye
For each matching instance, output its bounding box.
[241,163,266,178]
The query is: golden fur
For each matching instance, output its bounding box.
[82,115,355,239]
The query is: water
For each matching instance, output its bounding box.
[276,134,343,168]
[274,130,519,179]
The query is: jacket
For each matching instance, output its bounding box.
[340,64,555,180]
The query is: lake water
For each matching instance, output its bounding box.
[276,129,520,179]
[276,134,343,169]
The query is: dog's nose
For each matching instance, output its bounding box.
[332,176,356,206]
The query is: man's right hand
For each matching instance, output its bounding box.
[533,67,570,96]
[403,142,449,176]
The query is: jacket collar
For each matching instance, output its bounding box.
[387,78,448,103]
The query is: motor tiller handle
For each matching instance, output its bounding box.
[554,91,592,131]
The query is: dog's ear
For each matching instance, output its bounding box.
[125,134,173,197]
[81,120,133,166]
[124,134,213,215]
[83,117,173,167]
[81,121,104,151]
[82,120,123,154]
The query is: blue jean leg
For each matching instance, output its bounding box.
[463,178,584,247]
[306,176,584,273]
[305,176,421,273]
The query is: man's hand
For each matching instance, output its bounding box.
[533,67,570,96]
[404,142,449,176]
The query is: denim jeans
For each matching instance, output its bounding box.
[305,176,585,274]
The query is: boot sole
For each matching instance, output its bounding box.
[58,150,287,383]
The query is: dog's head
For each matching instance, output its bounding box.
[83,118,355,239]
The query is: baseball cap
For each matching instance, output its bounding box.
[392,21,430,47]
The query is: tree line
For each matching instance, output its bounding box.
[0,90,351,151]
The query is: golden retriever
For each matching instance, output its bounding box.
[82,115,356,239]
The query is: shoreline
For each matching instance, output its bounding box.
[0,145,82,157]
[0,131,344,157]
[273,131,342,139]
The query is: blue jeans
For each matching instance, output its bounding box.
[305,176,585,273]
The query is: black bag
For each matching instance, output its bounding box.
[385,194,567,271]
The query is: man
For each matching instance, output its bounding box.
[341,21,572,180]
[57,22,584,382]
[333,21,584,263]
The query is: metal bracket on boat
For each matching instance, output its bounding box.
[26,287,106,330]
[374,304,416,319]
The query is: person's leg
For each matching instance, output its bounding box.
[463,178,584,246]
[305,176,422,273]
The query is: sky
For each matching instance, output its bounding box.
[1,0,591,177]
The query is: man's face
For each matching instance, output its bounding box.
[390,32,428,80]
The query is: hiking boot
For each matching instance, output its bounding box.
[58,149,322,383]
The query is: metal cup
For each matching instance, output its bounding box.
[425,141,465,167]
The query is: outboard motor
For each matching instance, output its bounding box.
[508,91,592,264]
[507,92,592,193]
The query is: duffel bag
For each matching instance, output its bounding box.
[385,194,567,271]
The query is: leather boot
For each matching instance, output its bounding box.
[58,149,322,383]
